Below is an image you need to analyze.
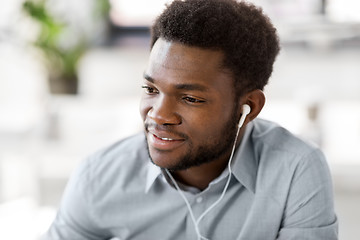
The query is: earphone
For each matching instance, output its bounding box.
[238,104,251,128]
[165,104,251,240]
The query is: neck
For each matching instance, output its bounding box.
[172,158,229,190]
[172,126,246,190]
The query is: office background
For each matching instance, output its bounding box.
[1,0,360,239]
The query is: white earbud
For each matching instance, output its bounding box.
[242,104,251,115]
[238,104,251,128]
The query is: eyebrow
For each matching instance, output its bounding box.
[143,73,209,91]
[143,73,155,83]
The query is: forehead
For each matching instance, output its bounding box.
[145,38,234,89]
[149,39,224,71]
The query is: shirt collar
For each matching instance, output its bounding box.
[231,120,257,193]
[145,160,162,193]
[144,120,258,194]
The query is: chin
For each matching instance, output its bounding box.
[149,152,188,171]
[149,148,174,168]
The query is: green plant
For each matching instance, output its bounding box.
[23,0,87,94]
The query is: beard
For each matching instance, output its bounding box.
[145,105,239,171]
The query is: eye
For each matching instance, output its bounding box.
[183,96,205,104]
[141,85,159,94]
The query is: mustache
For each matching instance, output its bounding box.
[144,123,188,139]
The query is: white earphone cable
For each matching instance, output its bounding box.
[165,169,208,240]
[164,105,249,240]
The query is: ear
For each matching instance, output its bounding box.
[240,89,265,124]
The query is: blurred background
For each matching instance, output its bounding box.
[0,0,359,239]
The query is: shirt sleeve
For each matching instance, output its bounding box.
[277,149,338,240]
[42,156,110,240]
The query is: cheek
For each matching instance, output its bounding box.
[184,113,216,136]
[139,97,150,121]
[189,109,233,138]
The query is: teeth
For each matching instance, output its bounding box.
[151,133,175,141]
[160,137,173,141]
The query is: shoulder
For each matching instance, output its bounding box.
[74,133,149,194]
[248,119,337,236]
[251,118,325,168]
[252,118,319,156]
[251,118,330,188]
[89,133,147,165]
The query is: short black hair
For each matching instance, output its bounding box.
[151,0,280,96]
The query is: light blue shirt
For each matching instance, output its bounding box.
[44,118,338,239]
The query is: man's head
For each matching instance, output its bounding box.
[151,0,280,96]
[140,0,279,172]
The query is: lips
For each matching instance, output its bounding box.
[147,130,185,151]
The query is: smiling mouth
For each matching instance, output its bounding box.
[148,132,185,151]
[153,134,178,141]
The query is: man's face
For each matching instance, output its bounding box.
[140,38,240,171]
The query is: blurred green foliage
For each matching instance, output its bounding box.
[22,0,110,93]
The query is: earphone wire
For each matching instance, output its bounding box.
[195,112,242,225]
[165,169,208,240]
[165,108,248,240]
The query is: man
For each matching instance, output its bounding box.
[44,0,338,239]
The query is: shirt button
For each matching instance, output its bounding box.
[196,197,203,203]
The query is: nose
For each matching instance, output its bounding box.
[147,96,181,125]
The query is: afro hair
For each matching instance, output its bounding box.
[151,0,280,95]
